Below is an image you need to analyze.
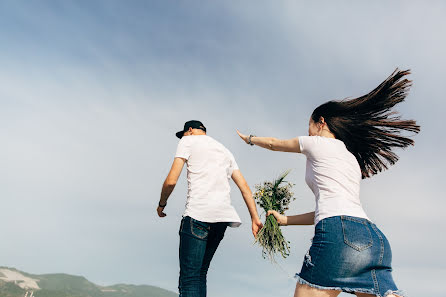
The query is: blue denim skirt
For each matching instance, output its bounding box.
[296,216,405,297]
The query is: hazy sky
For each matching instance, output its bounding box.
[1,1,444,297]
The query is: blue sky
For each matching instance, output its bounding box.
[1,1,444,296]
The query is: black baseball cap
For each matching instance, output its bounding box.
[176,120,207,139]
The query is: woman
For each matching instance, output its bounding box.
[237,69,419,297]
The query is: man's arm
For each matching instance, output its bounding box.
[231,169,263,237]
[157,157,186,217]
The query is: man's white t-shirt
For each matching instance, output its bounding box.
[175,135,242,227]
[299,136,369,225]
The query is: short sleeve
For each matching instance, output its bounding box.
[228,151,239,175]
[298,136,315,157]
[175,138,191,160]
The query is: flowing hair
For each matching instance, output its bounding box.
[311,69,420,179]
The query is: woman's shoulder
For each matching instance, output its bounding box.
[299,136,350,158]
[299,136,345,146]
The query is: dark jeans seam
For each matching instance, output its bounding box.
[371,269,380,296]
[310,219,324,281]
[370,223,384,265]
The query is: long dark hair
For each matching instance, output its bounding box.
[311,69,420,179]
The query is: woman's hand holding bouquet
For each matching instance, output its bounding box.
[253,171,296,262]
[266,210,288,226]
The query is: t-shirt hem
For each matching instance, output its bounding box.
[183,213,242,228]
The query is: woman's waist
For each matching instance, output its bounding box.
[314,205,370,225]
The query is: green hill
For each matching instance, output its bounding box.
[0,267,178,297]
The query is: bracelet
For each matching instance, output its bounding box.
[158,201,167,208]
[248,135,256,146]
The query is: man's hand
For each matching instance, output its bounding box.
[251,217,263,238]
[157,205,167,217]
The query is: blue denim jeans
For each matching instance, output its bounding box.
[178,216,228,297]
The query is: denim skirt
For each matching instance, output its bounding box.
[296,216,405,297]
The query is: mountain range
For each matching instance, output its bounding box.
[0,267,178,297]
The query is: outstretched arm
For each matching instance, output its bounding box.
[231,169,263,237]
[237,130,301,153]
[157,157,186,217]
[266,210,315,226]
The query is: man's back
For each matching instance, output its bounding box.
[175,135,241,226]
[157,121,261,297]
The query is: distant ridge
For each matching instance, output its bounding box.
[0,267,178,297]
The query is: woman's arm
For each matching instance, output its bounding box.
[286,212,315,225]
[237,130,301,153]
[266,210,315,226]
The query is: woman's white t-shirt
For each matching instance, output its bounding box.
[175,135,242,227]
[299,136,369,225]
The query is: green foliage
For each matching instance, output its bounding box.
[0,280,26,297]
[253,170,296,262]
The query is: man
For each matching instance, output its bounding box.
[157,120,262,297]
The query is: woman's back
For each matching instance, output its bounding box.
[299,136,369,224]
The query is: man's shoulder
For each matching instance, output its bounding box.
[178,135,206,145]
[180,135,234,154]
[208,136,233,152]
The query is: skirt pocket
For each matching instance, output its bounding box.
[341,216,373,252]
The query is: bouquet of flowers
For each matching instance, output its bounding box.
[253,170,295,262]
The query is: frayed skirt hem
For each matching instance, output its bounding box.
[295,274,407,297]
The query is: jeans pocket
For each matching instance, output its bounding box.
[341,216,373,251]
[190,218,210,240]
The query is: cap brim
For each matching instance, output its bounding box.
[176,130,184,139]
